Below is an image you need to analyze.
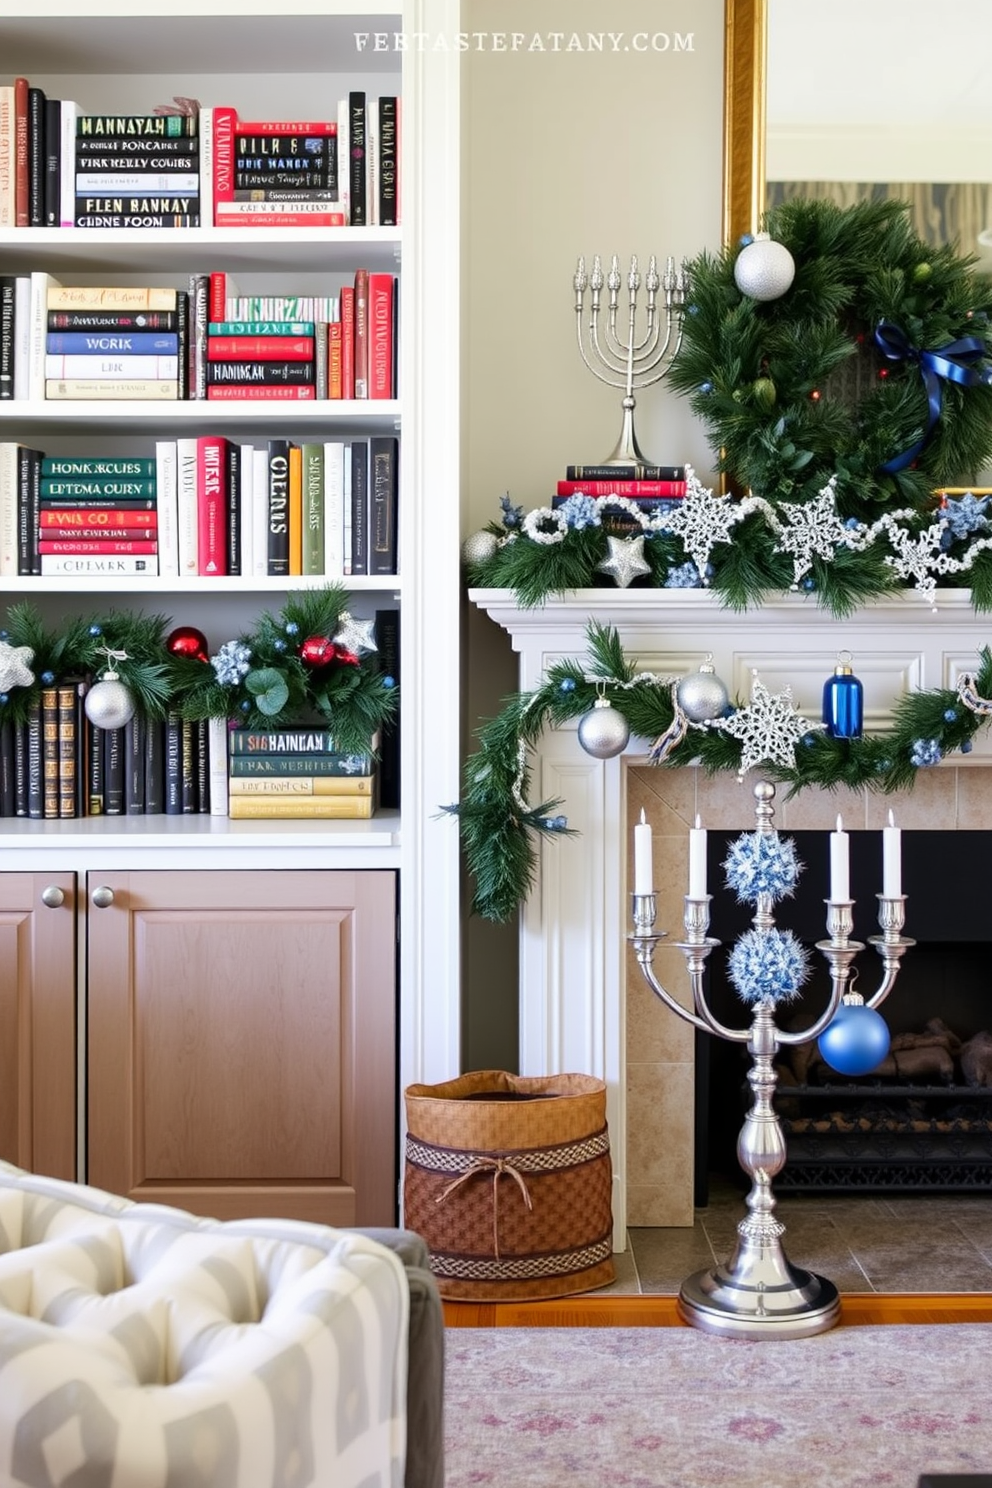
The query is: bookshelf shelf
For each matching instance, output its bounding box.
[0,227,403,275]
[0,400,402,434]
[0,574,403,596]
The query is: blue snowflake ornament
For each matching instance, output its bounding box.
[910,738,942,767]
[211,639,252,686]
[727,928,810,1007]
[939,492,991,550]
[723,830,803,905]
[558,494,601,531]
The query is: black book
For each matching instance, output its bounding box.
[235,133,333,158]
[369,434,398,576]
[74,213,199,229]
[125,713,145,814]
[232,175,334,194]
[43,97,62,226]
[77,114,198,138]
[16,447,41,576]
[374,607,400,810]
[26,699,43,820]
[350,439,369,576]
[0,276,15,400]
[87,717,104,815]
[196,718,210,813]
[164,712,182,814]
[74,679,87,818]
[266,438,291,576]
[348,91,367,226]
[144,717,165,814]
[48,310,179,331]
[0,718,14,816]
[57,681,79,819]
[27,86,46,227]
[175,287,190,400]
[205,361,313,385]
[187,273,208,399]
[103,726,124,814]
[378,96,398,227]
[181,719,197,813]
[565,463,685,481]
[13,721,28,817]
[76,135,200,155]
[226,438,241,576]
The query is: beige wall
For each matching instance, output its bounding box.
[459,0,729,1070]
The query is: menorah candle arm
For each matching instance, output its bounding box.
[630,939,715,1034]
[776,971,848,1047]
[866,895,915,1009]
[576,311,627,388]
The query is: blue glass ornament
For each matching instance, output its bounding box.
[822,650,863,739]
[818,1002,890,1076]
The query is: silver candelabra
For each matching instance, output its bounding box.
[573,252,689,466]
[629,781,914,1340]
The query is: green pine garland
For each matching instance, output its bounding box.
[450,622,992,923]
[0,585,396,754]
[464,199,992,615]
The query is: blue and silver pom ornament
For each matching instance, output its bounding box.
[822,650,863,739]
[817,997,891,1076]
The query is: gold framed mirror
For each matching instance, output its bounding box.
[723,0,766,245]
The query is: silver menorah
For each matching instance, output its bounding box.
[573,252,689,466]
[629,781,914,1340]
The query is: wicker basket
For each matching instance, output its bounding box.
[403,1070,615,1300]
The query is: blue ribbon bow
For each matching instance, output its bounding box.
[874,320,992,473]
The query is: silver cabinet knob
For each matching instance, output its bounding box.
[41,885,65,908]
[91,886,115,909]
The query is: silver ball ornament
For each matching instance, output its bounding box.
[461,530,499,566]
[577,697,630,759]
[84,677,136,731]
[677,658,729,722]
[734,232,796,302]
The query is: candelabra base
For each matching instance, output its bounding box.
[677,1251,840,1340]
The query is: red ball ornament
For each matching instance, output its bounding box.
[166,625,209,661]
[335,647,361,667]
[299,636,336,668]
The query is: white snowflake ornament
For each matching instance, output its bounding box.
[707,670,825,779]
[770,479,854,589]
[660,468,748,580]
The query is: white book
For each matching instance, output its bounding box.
[197,106,214,227]
[336,95,350,226]
[154,439,179,577]
[75,173,200,193]
[238,442,254,577]
[29,272,60,400]
[251,447,268,576]
[0,442,19,576]
[323,439,345,577]
[0,87,14,228]
[366,97,378,227]
[175,436,198,576]
[40,554,159,576]
[207,715,229,817]
[45,354,179,380]
[13,277,30,400]
[59,102,79,228]
[341,442,353,576]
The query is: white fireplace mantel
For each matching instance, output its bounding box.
[469,587,992,1243]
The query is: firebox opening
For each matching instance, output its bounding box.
[697,830,992,1203]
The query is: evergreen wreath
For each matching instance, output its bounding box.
[464,199,992,615]
[447,622,992,923]
[0,586,396,755]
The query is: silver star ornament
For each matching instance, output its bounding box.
[596,534,652,588]
[333,612,378,654]
[0,640,36,692]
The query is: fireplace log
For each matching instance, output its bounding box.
[960,1030,992,1087]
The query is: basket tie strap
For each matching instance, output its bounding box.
[435,1157,534,1259]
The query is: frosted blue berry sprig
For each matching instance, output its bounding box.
[723,830,803,905]
[211,640,251,686]
[727,928,810,1007]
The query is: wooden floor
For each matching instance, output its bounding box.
[444,1293,992,1328]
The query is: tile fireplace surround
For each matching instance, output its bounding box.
[470,587,992,1250]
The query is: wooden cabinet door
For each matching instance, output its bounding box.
[0,872,77,1180]
[86,869,397,1226]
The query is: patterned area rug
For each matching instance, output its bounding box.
[444,1325,992,1487]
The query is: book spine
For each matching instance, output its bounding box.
[43,97,61,227]
[42,684,59,820]
[350,439,369,576]
[212,209,344,226]
[180,719,197,813]
[75,172,199,193]
[266,439,290,575]
[46,333,178,355]
[288,443,303,576]
[164,713,182,814]
[44,354,180,379]
[369,434,398,576]
[0,88,15,228]
[227,728,350,755]
[47,311,178,332]
[228,794,374,819]
[39,503,156,516]
[348,92,366,226]
[228,774,374,794]
[42,478,157,497]
[564,463,686,480]
[43,456,157,475]
[76,135,199,154]
[27,86,46,227]
[207,716,229,817]
[58,101,77,226]
[14,77,29,229]
[46,284,179,310]
[87,715,103,815]
[368,274,394,399]
[44,380,180,400]
[232,182,336,198]
[234,119,337,135]
[211,105,236,217]
[144,717,165,814]
[39,555,159,575]
[178,436,201,575]
[74,214,199,229]
[206,385,315,400]
[228,752,374,776]
[13,277,29,400]
[206,360,313,385]
[197,106,213,228]
[38,539,158,554]
[353,269,369,398]
[188,272,209,399]
[314,319,328,399]
[340,287,355,399]
[76,147,201,166]
[13,720,28,817]
[38,525,152,541]
[374,607,400,809]
[209,321,314,336]
[16,446,41,576]
[0,719,13,817]
[73,679,87,818]
[25,698,42,819]
[0,277,15,398]
[155,439,179,578]
[555,479,687,497]
[207,336,314,359]
[196,433,228,575]
[323,441,345,576]
[378,96,398,226]
[103,726,124,815]
[77,114,196,138]
[29,272,55,400]
[236,130,336,153]
[196,718,210,813]
[0,442,19,575]
[301,441,324,575]
[125,713,145,815]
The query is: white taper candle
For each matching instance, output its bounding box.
[830,813,850,903]
[689,813,707,899]
[634,808,654,895]
[883,808,902,898]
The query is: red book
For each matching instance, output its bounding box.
[40,508,158,528]
[212,106,237,214]
[328,321,343,399]
[353,269,369,398]
[368,273,394,399]
[340,286,355,400]
[38,539,158,554]
[14,77,29,228]
[213,211,345,228]
[38,525,155,541]
[208,271,228,322]
[206,385,316,400]
[207,336,314,360]
[234,119,337,135]
[196,434,229,575]
[555,479,687,497]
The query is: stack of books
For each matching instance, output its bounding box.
[37,454,158,577]
[72,110,200,228]
[212,109,342,228]
[43,281,186,400]
[551,462,687,533]
[206,322,316,398]
[226,727,378,819]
